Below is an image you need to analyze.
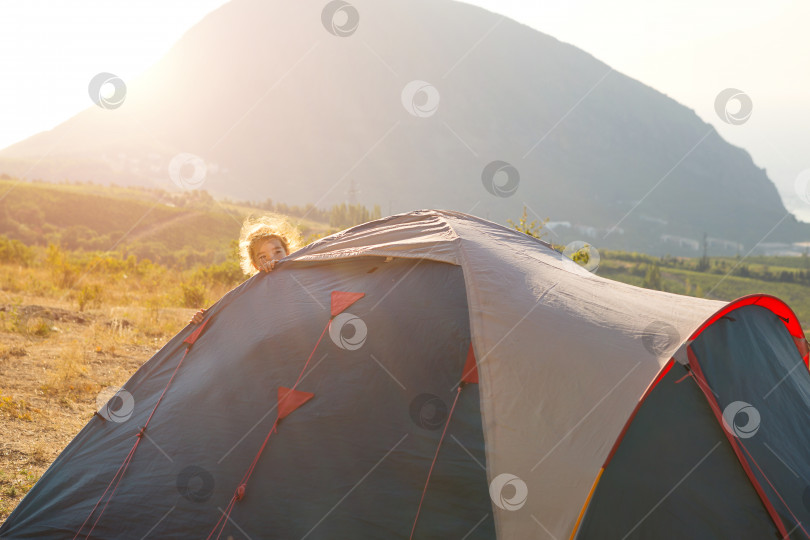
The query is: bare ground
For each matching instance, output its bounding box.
[0,299,189,523]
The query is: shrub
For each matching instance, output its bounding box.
[181,282,207,308]
[0,236,34,266]
[45,244,79,289]
[190,260,242,287]
[76,284,103,312]
[40,340,92,397]
[25,317,52,338]
[1,302,25,334]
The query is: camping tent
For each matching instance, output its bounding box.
[2,210,809,539]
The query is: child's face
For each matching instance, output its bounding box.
[252,237,287,269]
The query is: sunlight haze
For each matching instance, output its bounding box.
[1,0,807,217]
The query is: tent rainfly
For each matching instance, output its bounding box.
[2,210,810,540]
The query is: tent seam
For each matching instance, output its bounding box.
[447,217,500,537]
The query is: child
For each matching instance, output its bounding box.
[190,215,301,324]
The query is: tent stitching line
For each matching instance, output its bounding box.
[208,315,333,539]
[737,438,810,539]
[214,505,254,540]
[409,386,464,539]
[451,226,503,537]
[215,352,330,465]
[454,284,553,392]
[73,344,193,539]
[572,360,680,537]
[411,342,480,538]
[687,307,810,538]
[687,347,796,539]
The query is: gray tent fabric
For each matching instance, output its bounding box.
[1,257,494,538]
[3,210,806,539]
[290,210,726,537]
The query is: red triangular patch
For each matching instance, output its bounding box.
[277,387,314,420]
[461,343,479,384]
[331,291,365,317]
[184,318,210,345]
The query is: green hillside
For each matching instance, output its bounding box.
[598,251,810,330]
[2,179,809,330]
[0,179,331,266]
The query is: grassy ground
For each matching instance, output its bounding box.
[0,253,233,521]
[0,296,190,520]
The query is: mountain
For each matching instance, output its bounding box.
[1,0,807,254]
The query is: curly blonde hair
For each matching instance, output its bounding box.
[238,215,302,276]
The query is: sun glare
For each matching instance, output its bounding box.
[0,0,229,150]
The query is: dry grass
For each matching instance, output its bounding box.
[0,394,38,421]
[39,340,93,398]
[0,272,197,523]
[0,469,39,517]
[0,345,27,360]
[0,244,241,523]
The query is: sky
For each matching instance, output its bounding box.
[1,0,808,219]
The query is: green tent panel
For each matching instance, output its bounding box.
[576,303,810,539]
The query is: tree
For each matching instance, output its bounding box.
[642,263,662,290]
[327,203,382,229]
[508,206,550,242]
[696,232,710,272]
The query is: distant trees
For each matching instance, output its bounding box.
[256,198,329,222]
[697,233,710,272]
[255,199,381,229]
[0,236,34,266]
[327,203,382,229]
[642,263,663,290]
[163,189,215,208]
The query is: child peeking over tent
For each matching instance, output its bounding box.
[190,215,301,324]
